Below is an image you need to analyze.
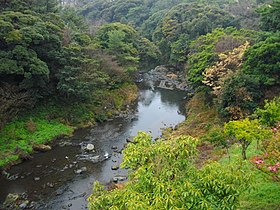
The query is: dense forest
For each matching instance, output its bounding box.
[0,0,279,209]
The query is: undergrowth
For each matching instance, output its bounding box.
[0,119,73,167]
[0,83,138,168]
[169,92,280,209]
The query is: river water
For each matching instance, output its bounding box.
[0,86,187,209]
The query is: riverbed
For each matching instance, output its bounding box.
[0,85,187,209]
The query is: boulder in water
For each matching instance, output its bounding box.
[86,144,95,151]
[126,137,134,143]
[34,177,40,181]
[19,200,29,209]
[112,176,127,182]
[111,165,119,170]
[111,146,118,150]
[104,152,109,159]
[75,167,87,174]
[33,144,52,152]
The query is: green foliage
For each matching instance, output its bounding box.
[217,33,280,118]
[94,22,140,71]
[224,119,271,159]
[137,37,160,66]
[242,33,280,86]
[257,0,280,32]
[187,27,260,89]
[94,22,158,71]
[187,29,278,119]
[81,0,189,30]
[0,11,62,91]
[201,126,227,147]
[153,3,239,64]
[88,132,251,209]
[56,43,106,99]
[80,0,266,65]
[219,72,262,119]
[0,117,73,167]
[219,138,280,210]
[256,97,280,126]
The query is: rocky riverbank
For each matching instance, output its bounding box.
[143,65,189,91]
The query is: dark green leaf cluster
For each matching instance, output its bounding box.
[94,22,160,71]
[257,0,280,32]
[0,10,63,92]
[79,0,268,66]
[152,2,239,64]
[0,1,151,126]
[220,32,280,118]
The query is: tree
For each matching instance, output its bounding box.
[255,97,280,126]
[95,22,159,71]
[224,119,271,159]
[203,41,250,96]
[152,2,239,64]
[187,27,259,89]
[0,82,36,130]
[94,23,139,71]
[215,33,280,118]
[88,132,252,209]
[257,0,280,32]
[242,33,280,87]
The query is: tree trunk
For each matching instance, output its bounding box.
[226,147,231,163]
[241,139,250,160]
[242,146,247,160]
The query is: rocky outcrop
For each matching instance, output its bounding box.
[144,65,189,91]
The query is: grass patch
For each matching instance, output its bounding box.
[169,91,223,139]
[0,118,73,168]
[219,140,280,210]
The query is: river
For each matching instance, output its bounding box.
[0,85,187,209]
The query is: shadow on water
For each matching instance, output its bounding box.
[0,86,187,209]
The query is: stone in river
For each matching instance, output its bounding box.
[104,152,109,159]
[19,200,29,209]
[47,182,54,188]
[112,176,127,182]
[126,137,134,143]
[34,177,40,181]
[75,169,82,174]
[75,167,87,174]
[111,146,118,150]
[33,144,52,152]
[86,144,95,151]
[111,165,119,170]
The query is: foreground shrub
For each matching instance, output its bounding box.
[88,132,252,210]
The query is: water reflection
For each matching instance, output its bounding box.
[130,87,186,138]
